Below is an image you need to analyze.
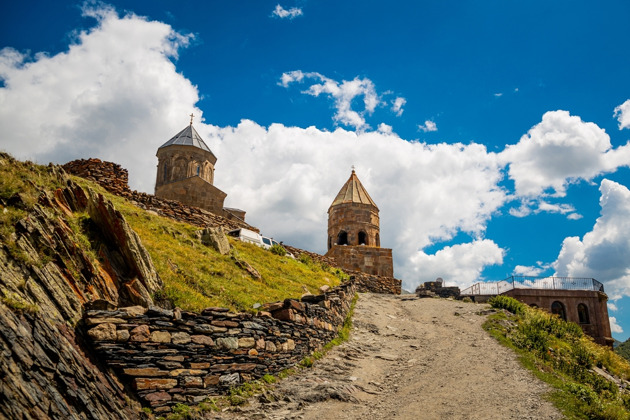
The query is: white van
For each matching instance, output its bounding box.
[227,228,264,247]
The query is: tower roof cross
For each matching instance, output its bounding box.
[189,113,195,125]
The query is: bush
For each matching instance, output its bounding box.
[269,244,287,256]
[488,295,526,315]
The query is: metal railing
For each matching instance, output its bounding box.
[460,276,604,296]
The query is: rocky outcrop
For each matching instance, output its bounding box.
[0,160,163,419]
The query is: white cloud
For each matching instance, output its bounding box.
[494,93,503,97]
[513,264,549,276]
[392,97,406,116]
[279,71,403,131]
[0,5,196,192]
[553,179,630,296]
[500,110,630,215]
[614,99,630,130]
[407,240,504,290]
[201,121,507,289]
[377,123,393,134]
[608,302,618,312]
[418,120,437,133]
[610,316,623,334]
[271,4,303,19]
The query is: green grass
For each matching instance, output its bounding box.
[0,154,346,313]
[484,296,630,419]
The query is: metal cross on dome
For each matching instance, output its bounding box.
[189,113,195,125]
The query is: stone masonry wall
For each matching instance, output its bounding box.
[326,245,394,278]
[85,282,356,414]
[63,159,256,232]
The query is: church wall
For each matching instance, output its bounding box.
[327,203,380,248]
[325,245,394,278]
[155,177,227,216]
[155,145,216,190]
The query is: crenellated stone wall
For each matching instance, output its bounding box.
[85,282,356,414]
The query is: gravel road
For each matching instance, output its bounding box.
[215,293,563,420]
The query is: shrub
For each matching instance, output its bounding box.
[488,295,526,315]
[269,244,287,256]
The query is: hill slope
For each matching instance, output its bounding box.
[0,154,343,418]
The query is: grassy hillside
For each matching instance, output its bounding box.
[485,296,630,420]
[0,154,345,312]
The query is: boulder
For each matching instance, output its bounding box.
[198,227,230,255]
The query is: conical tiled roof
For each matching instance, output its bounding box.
[330,170,378,208]
[159,124,216,158]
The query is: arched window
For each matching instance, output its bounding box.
[578,303,590,324]
[375,233,380,247]
[328,236,332,250]
[551,301,566,321]
[163,163,168,182]
[337,231,348,246]
[358,231,368,245]
[196,165,200,176]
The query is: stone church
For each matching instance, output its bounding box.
[325,169,394,277]
[154,119,245,221]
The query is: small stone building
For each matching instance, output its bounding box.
[325,170,394,277]
[504,288,613,347]
[461,278,613,347]
[154,122,245,221]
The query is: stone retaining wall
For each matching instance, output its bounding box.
[85,282,356,414]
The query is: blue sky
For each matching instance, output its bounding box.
[2,1,630,339]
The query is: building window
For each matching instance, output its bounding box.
[328,236,332,250]
[375,233,380,247]
[578,303,590,324]
[551,301,566,321]
[163,163,168,182]
[358,231,368,245]
[337,231,348,246]
[196,165,200,176]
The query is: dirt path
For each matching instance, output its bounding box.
[216,293,562,420]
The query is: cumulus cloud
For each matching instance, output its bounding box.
[513,264,549,276]
[279,71,402,131]
[418,120,437,133]
[610,316,623,334]
[500,110,630,215]
[0,4,196,192]
[615,99,630,130]
[407,240,505,290]
[271,4,303,19]
[609,302,618,312]
[200,121,507,288]
[391,97,406,116]
[553,179,630,296]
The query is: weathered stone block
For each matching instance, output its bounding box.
[123,368,166,377]
[170,369,206,377]
[130,325,150,342]
[237,337,255,348]
[171,332,191,345]
[144,391,172,403]
[151,331,172,343]
[191,335,213,346]
[134,378,177,390]
[216,337,238,350]
[88,323,117,341]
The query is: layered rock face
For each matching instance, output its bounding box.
[0,160,162,419]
